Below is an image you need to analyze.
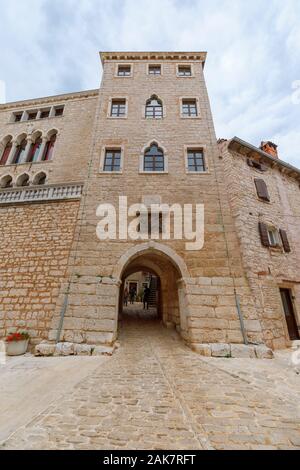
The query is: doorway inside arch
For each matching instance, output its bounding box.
[121,271,161,321]
[117,248,185,334]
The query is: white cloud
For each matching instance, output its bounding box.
[0,0,299,166]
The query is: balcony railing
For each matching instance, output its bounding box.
[0,183,83,204]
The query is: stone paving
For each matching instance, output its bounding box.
[1,310,300,450]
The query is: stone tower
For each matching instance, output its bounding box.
[47,52,261,350]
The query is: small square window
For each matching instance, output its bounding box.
[110,99,126,117]
[187,149,205,172]
[149,65,161,75]
[27,111,38,121]
[14,112,23,122]
[103,149,121,172]
[117,65,131,76]
[54,106,64,117]
[178,65,192,76]
[182,99,198,117]
[40,109,50,119]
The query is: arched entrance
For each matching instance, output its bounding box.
[113,242,190,338]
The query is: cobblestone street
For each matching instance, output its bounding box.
[1,312,300,450]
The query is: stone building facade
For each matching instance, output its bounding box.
[0,51,299,355]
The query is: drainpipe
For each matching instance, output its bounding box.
[235,292,248,345]
[56,285,70,343]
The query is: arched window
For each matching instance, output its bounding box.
[27,136,42,163]
[144,143,164,171]
[42,133,57,161]
[16,173,30,187]
[0,138,12,166]
[145,96,163,119]
[13,138,27,164]
[0,175,13,188]
[33,171,47,185]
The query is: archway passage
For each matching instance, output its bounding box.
[117,246,186,334]
[121,270,161,321]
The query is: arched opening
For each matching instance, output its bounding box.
[33,171,47,185]
[0,174,13,189]
[27,132,42,163]
[0,136,13,166]
[115,243,189,337]
[16,173,30,187]
[145,95,163,119]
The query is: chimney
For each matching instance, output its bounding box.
[260,141,278,158]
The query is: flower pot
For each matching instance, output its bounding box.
[5,339,29,356]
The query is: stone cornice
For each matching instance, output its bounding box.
[0,89,99,111]
[228,137,300,181]
[100,51,207,65]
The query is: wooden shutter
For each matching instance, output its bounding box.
[279,229,291,253]
[259,222,270,247]
[254,178,270,201]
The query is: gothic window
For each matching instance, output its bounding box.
[42,133,57,161]
[145,96,163,119]
[0,175,13,188]
[13,138,27,164]
[16,173,30,187]
[143,143,164,171]
[0,138,13,165]
[27,136,42,163]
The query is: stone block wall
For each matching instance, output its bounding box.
[0,200,80,344]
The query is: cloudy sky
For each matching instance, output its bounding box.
[0,0,299,166]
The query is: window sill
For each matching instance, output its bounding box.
[180,115,200,119]
[186,170,210,175]
[107,116,128,119]
[139,170,168,175]
[176,75,194,78]
[99,170,123,175]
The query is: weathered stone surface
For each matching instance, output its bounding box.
[211,343,231,357]
[35,343,55,356]
[55,342,74,356]
[92,345,114,356]
[231,344,256,358]
[192,343,211,356]
[255,345,274,359]
[74,344,92,356]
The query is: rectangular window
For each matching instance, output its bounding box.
[54,106,64,117]
[110,99,126,117]
[103,149,121,172]
[27,111,38,121]
[117,65,131,76]
[149,65,161,75]
[14,112,22,122]
[40,109,50,119]
[178,65,192,76]
[187,149,205,172]
[182,99,198,117]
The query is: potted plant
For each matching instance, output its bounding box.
[5,331,30,356]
